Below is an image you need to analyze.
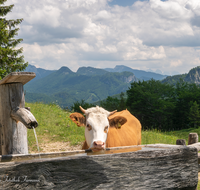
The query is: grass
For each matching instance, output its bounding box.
[142,128,200,145]
[26,102,85,152]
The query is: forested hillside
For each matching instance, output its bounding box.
[161,74,187,85]
[25,66,137,108]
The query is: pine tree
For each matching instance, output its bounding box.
[0,0,28,79]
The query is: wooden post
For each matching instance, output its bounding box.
[176,139,186,145]
[0,72,37,155]
[188,133,198,145]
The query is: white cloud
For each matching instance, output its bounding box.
[170,60,182,68]
[150,0,192,20]
[2,0,200,75]
[184,0,200,11]
[26,5,61,27]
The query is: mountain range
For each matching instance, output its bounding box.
[24,64,168,108]
[25,64,200,108]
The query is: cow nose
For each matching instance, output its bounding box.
[94,141,104,146]
[92,141,105,151]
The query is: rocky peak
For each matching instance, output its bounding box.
[185,66,200,84]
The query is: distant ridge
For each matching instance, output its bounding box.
[104,65,168,81]
[77,67,108,76]
[25,64,56,83]
[26,64,168,82]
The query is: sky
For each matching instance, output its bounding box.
[4,0,200,75]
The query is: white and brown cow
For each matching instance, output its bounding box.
[70,106,141,151]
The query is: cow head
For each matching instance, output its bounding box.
[70,106,127,151]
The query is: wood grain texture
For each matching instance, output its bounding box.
[0,83,28,155]
[176,139,186,145]
[0,72,35,85]
[188,133,198,145]
[189,142,200,152]
[0,146,197,190]
[11,108,38,129]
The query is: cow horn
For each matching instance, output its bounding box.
[79,106,86,114]
[109,110,117,116]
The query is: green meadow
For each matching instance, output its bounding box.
[27,102,199,151]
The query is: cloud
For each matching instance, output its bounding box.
[3,0,200,75]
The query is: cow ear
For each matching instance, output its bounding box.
[70,113,86,127]
[109,116,127,129]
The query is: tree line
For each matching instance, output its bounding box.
[72,79,200,131]
[127,79,200,131]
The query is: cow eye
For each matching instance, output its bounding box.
[87,124,92,131]
[104,126,108,133]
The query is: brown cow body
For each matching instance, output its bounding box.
[106,109,141,148]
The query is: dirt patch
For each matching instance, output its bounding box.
[30,141,82,154]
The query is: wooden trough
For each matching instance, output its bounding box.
[0,144,198,190]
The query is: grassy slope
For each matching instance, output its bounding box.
[142,128,199,145]
[27,102,85,152]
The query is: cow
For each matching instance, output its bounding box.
[70,106,141,151]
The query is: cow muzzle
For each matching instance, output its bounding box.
[91,141,105,152]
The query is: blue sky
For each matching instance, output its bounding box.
[4,0,200,75]
[108,0,167,7]
[109,0,145,7]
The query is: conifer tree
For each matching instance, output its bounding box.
[188,101,200,128]
[0,0,28,79]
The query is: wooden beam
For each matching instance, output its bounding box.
[188,142,200,151]
[188,133,198,145]
[176,139,186,145]
[0,72,36,85]
[11,107,38,129]
[0,145,197,189]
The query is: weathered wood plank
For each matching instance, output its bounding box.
[198,153,200,164]
[188,133,198,145]
[11,107,38,129]
[0,72,35,85]
[9,82,25,109]
[176,139,186,145]
[0,84,14,155]
[0,83,28,155]
[188,142,200,151]
[0,146,197,190]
